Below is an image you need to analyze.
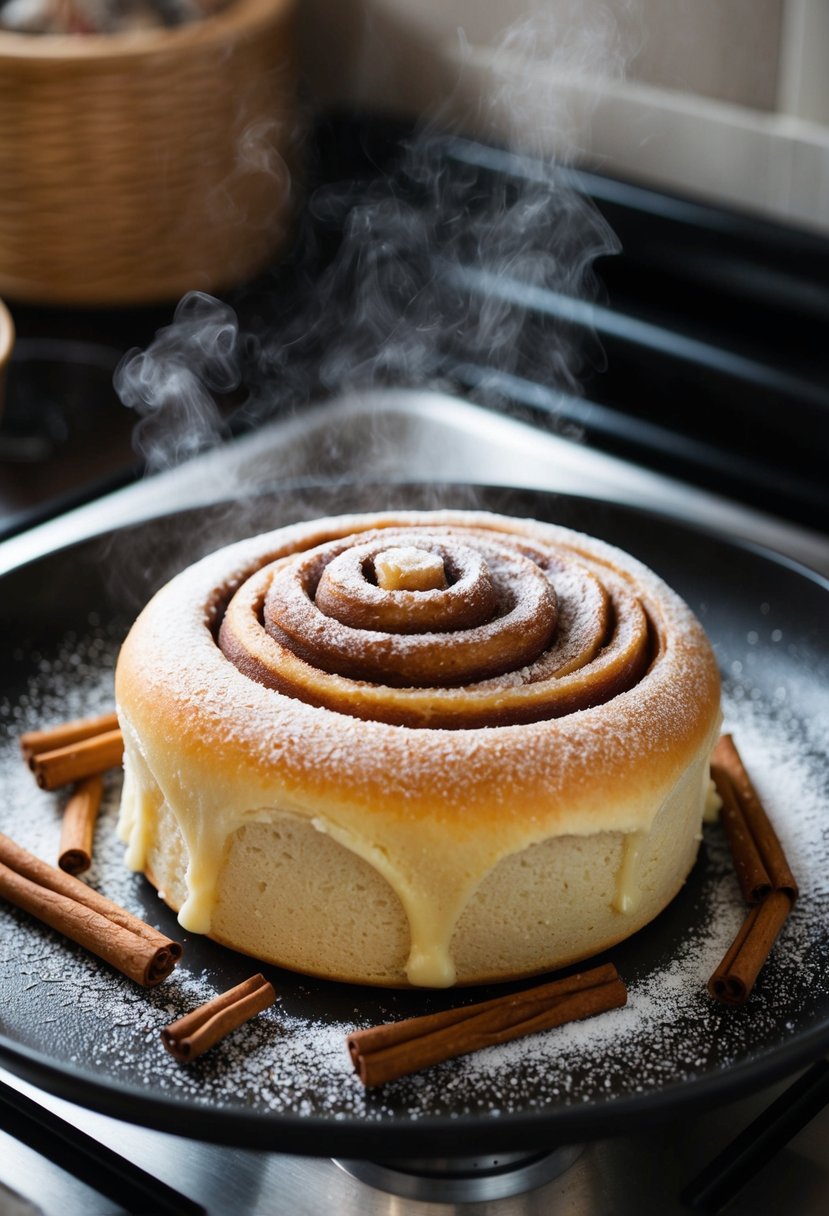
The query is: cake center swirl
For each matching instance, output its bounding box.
[216,523,654,727]
[374,546,447,592]
[262,532,559,687]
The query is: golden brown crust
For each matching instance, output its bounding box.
[117,511,719,831]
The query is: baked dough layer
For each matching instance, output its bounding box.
[115,510,722,987]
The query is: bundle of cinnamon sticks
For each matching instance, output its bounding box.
[162,974,277,1062]
[21,710,124,875]
[708,734,798,1006]
[348,962,627,1088]
[0,831,180,986]
[5,710,185,987]
[21,710,123,793]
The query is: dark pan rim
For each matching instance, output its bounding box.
[2,1017,829,1155]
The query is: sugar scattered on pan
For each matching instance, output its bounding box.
[0,626,827,1125]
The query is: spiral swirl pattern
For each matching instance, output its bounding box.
[217,521,655,729]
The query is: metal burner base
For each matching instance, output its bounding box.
[333,1144,584,1203]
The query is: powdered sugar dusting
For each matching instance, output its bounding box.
[119,513,720,845]
[1,570,828,1147]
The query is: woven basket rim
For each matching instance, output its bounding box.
[0,297,13,371]
[0,0,293,61]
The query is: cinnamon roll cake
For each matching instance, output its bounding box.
[115,510,722,987]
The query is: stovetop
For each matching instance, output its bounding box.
[1,112,828,1215]
[2,389,829,1216]
[1,1057,826,1215]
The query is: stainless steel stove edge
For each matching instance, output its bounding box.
[1,389,827,579]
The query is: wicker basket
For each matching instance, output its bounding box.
[0,0,298,306]
[0,296,13,414]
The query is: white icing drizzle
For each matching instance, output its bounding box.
[703,776,722,823]
[311,816,467,986]
[118,731,720,987]
[613,831,645,914]
[119,735,161,873]
[175,806,232,935]
[118,728,507,986]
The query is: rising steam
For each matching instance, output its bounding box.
[115,293,243,470]
[116,2,639,473]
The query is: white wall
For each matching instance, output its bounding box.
[298,0,829,233]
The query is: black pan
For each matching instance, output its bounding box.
[1,483,827,1158]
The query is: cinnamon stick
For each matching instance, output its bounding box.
[710,734,798,904]
[58,776,103,875]
[30,729,124,792]
[707,735,798,1006]
[708,890,793,1006]
[0,832,181,986]
[347,962,627,1088]
[161,974,277,1062]
[21,712,120,764]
